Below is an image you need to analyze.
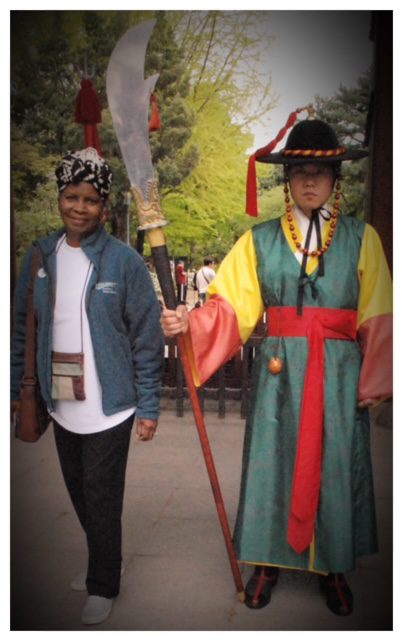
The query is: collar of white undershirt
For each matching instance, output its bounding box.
[293,203,331,237]
[56,233,86,254]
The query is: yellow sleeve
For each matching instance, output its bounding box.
[188,229,264,385]
[206,228,264,343]
[358,223,392,326]
[357,224,392,401]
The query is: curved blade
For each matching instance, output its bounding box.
[106,20,159,195]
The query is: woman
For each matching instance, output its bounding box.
[11,148,164,625]
[161,119,392,615]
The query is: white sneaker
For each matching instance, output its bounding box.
[81,595,113,625]
[71,564,125,592]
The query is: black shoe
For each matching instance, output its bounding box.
[319,573,354,616]
[245,565,279,609]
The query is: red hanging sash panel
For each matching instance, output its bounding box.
[267,306,357,554]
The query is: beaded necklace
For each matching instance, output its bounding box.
[284,178,342,258]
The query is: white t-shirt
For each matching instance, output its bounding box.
[196,266,216,294]
[50,237,135,434]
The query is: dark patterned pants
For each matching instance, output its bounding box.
[53,415,134,598]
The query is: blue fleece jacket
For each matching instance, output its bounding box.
[11,226,164,420]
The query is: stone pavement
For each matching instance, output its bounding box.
[10,401,393,632]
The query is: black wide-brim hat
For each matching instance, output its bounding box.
[246,116,369,216]
[256,119,368,165]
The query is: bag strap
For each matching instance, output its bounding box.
[23,248,41,381]
[201,268,211,284]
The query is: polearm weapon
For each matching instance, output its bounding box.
[106,20,245,602]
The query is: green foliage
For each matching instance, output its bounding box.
[259,164,284,191]
[315,71,372,146]
[11,11,87,153]
[155,83,254,263]
[313,69,373,219]
[11,125,61,266]
[172,11,277,126]
[146,12,199,193]
[144,10,278,264]
[10,9,370,276]
[13,181,61,270]
[259,184,286,222]
[11,9,199,259]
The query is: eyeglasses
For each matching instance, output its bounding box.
[288,167,334,180]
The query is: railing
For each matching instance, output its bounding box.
[162,319,266,418]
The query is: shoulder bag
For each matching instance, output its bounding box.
[15,247,51,442]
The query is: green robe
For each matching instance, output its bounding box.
[232,216,377,574]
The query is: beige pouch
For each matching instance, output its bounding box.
[51,351,85,401]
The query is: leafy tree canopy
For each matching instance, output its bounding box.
[313,68,373,218]
[11,9,198,259]
[11,10,371,274]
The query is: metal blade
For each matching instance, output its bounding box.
[106,20,159,195]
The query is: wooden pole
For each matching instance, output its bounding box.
[148,231,245,602]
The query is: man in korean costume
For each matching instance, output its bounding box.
[161,116,392,616]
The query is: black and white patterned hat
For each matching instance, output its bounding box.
[55,148,113,200]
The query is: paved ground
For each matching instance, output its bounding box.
[10,400,393,632]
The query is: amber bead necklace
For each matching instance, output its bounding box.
[284,178,342,257]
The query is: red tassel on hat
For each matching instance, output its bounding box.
[246,154,258,217]
[245,109,301,217]
[149,93,161,132]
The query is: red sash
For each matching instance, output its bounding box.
[267,306,357,554]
